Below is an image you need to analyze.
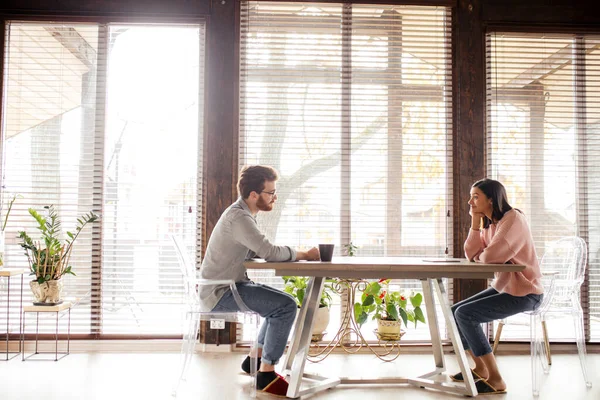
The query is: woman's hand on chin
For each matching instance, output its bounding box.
[470,211,485,230]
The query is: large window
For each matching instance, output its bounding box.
[1,22,205,336]
[239,2,453,341]
[487,32,600,342]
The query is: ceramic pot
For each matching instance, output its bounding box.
[376,318,405,341]
[30,279,63,305]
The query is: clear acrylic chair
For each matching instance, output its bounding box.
[171,235,260,398]
[492,236,592,396]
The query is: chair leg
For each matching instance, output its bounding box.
[541,320,551,366]
[173,312,200,397]
[492,322,504,355]
[573,309,592,388]
[249,313,260,398]
[531,314,543,397]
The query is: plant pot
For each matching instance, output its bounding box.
[30,279,64,305]
[296,306,330,342]
[311,306,330,338]
[376,318,405,341]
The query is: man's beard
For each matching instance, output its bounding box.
[256,196,274,212]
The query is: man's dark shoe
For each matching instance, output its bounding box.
[257,371,289,396]
[241,355,261,374]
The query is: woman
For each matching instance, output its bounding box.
[450,178,544,395]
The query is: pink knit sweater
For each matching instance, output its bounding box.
[464,209,544,296]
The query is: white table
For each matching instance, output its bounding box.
[0,268,28,361]
[245,257,524,398]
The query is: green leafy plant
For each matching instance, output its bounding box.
[353,279,426,328]
[18,205,99,284]
[282,276,336,308]
[344,241,358,257]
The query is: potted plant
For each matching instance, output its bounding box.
[343,241,358,257]
[18,205,99,305]
[283,275,335,341]
[0,193,21,268]
[353,279,426,340]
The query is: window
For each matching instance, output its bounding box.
[239,2,453,341]
[1,22,205,336]
[487,32,600,342]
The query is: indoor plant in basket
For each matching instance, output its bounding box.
[18,205,99,305]
[354,279,426,340]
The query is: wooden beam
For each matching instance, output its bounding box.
[204,0,239,250]
[453,0,488,301]
[0,0,210,18]
[0,21,5,190]
[482,0,600,25]
[503,42,600,89]
[45,27,96,68]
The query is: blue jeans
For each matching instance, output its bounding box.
[211,281,297,366]
[451,288,543,357]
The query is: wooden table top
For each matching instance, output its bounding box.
[0,268,29,277]
[244,256,525,279]
[23,301,73,313]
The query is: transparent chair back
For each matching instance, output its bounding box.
[171,235,260,398]
[543,237,587,310]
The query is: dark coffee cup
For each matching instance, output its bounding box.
[318,244,335,262]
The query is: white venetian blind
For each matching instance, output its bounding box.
[239,2,453,341]
[101,24,204,335]
[1,21,205,337]
[486,32,600,342]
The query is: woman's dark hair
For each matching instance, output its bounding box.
[237,165,279,199]
[472,178,513,229]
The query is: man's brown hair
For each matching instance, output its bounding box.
[237,165,279,199]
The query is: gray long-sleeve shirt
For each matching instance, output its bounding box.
[198,197,297,311]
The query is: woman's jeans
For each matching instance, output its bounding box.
[211,281,297,365]
[451,288,543,357]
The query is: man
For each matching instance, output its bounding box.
[200,165,320,395]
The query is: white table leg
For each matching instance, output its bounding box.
[283,281,311,371]
[433,278,478,397]
[287,276,322,397]
[286,277,340,398]
[421,278,445,370]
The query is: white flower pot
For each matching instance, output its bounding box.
[376,318,405,341]
[312,306,330,336]
[30,279,64,305]
[295,306,330,341]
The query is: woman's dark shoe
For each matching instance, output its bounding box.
[475,378,507,395]
[241,356,261,374]
[449,368,484,382]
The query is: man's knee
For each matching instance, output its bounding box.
[453,304,470,324]
[451,303,459,315]
[280,295,297,315]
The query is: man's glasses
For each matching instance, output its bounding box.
[261,190,277,198]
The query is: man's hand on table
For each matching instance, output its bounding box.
[296,247,320,261]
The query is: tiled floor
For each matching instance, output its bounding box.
[0,350,598,399]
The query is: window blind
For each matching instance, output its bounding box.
[486,32,600,342]
[239,2,453,342]
[1,22,205,337]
